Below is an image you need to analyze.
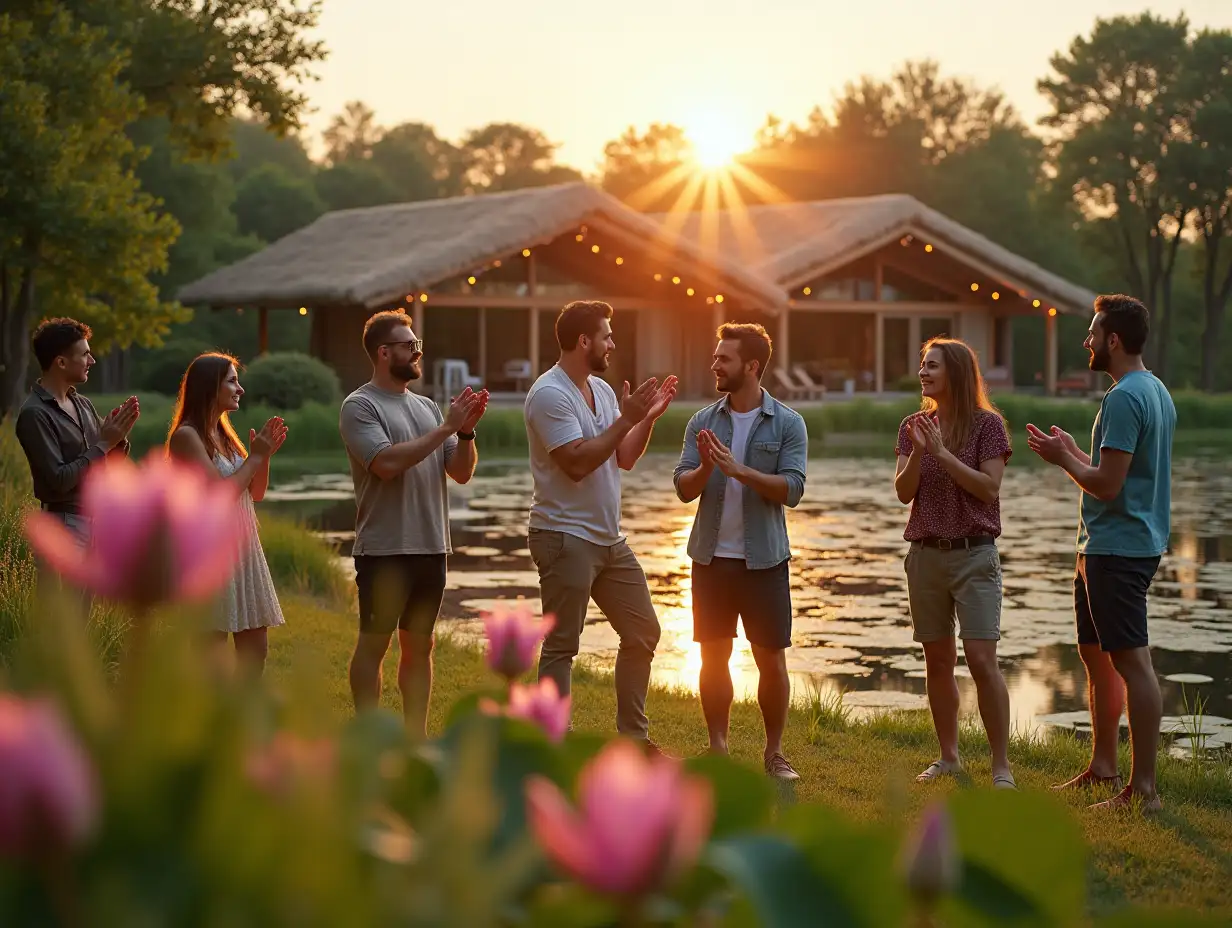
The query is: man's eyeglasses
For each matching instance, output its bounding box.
[381,338,423,355]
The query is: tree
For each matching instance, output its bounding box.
[368,122,462,201]
[0,0,324,415]
[228,118,315,184]
[314,161,400,211]
[601,123,693,211]
[234,164,326,243]
[459,122,582,193]
[1180,29,1232,391]
[322,100,382,165]
[1039,13,1195,379]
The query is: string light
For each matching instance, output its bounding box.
[406,294,414,301]
[991,291,1000,300]
[686,287,695,296]
[970,283,979,292]
[924,244,933,253]
[419,294,428,303]
[615,257,624,265]
[803,287,812,296]
[671,276,680,285]
[654,273,663,281]
[591,244,600,253]
[575,234,584,242]
[298,307,308,316]
[1032,299,1041,308]
[1048,307,1057,317]
[706,296,714,304]
[522,249,531,257]
[493,260,502,268]
[467,276,476,285]
[715,294,724,303]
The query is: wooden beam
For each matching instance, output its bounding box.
[1045,310,1058,396]
[874,311,885,394]
[418,293,705,313]
[527,252,540,376]
[257,307,269,356]
[787,300,971,314]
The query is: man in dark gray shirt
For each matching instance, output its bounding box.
[15,318,138,542]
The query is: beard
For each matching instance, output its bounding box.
[1088,342,1111,372]
[587,346,609,373]
[716,369,745,393]
[391,359,422,382]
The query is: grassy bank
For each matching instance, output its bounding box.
[84,388,1232,461]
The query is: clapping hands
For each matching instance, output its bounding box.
[698,429,742,478]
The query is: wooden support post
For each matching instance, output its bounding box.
[478,307,487,384]
[1045,310,1058,396]
[777,310,790,374]
[527,253,540,375]
[874,311,885,394]
[412,299,424,337]
[257,307,269,356]
[908,315,921,372]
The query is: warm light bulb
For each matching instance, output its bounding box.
[706,297,714,304]
[419,294,428,303]
[522,249,531,257]
[803,287,812,296]
[467,276,476,285]
[298,307,308,316]
[1032,299,1041,308]
[493,260,502,268]
[992,292,1000,300]
[575,234,584,242]
[924,244,933,253]
[970,283,979,292]
[615,257,624,265]
[591,244,600,253]
[1048,307,1057,317]
[406,294,414,301]
[686,287,695,296]
[654,273,663,281]
[715,294,724,303]
[672,276,681,284]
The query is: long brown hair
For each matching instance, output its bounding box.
[919,337,1008,452]
[166,352,247,462]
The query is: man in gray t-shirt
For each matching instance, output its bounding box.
[524,300,676,742]
[339,310,487,736]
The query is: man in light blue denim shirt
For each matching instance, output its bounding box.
[674,323,807,780]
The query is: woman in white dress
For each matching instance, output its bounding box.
[166,352,288,677]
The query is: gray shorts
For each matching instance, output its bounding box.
[904,542,1002,642]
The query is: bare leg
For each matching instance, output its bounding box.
[698,639,734,754]
[750,644,790,762]
[232,628,269,679]
[398,630,434,740]
[350,631,393,713]
[922,638,961,767]
[1108,647,1162,800]
[963,639,1011,779]
[1082,643,1124,778]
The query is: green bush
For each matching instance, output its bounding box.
[132,339,213,396]
[258,516,349,606]
[242,352,340,410]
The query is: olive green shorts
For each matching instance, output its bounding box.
[904,543,1002,642]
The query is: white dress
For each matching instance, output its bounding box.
[214,453,285,633]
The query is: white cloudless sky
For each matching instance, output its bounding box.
[303,1,1232,171]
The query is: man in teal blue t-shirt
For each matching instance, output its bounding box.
[1027,294,1174,813]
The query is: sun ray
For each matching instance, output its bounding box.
[623,161,696,213]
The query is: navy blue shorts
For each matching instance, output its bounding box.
[691,558,793,650]
[1074,554,1160,652]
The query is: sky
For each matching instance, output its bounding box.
[304,1,1232,173]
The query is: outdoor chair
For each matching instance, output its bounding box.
[770,367,809,401]
[790,365,827,401]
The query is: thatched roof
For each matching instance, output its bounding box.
[177,183,785,310]
[653,194,1099,312]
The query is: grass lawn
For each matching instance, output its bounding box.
[270,593,1232,918]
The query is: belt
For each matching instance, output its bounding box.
[917,536,995,550]
[40,501,82,515]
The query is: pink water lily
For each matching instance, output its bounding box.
[504,678,571,742]
[0,696,98,858]
[483,604,555,680]
[901,803,960,904]
[526,739,713,897]
[24,455,245,610]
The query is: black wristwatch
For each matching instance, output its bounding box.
[458,431,476,441]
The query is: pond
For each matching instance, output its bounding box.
[262,454,1232,738]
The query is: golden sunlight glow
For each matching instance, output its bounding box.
[687,110,749,170]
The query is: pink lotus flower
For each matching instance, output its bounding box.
[901,803,960,904]
[24,455,245,610]
[483,604,554,680]
[526,739,713,897]
[245,733,337,799]
[503,678,571,742]
[0,696,98,857]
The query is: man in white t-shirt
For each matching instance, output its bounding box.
[524,300,677,743]
[674,323,808,779]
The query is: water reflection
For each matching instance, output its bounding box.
[262,455,1232,730]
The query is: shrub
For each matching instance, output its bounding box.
[242,352,340,411]
[257,516,349,606]
[132,339,213,396]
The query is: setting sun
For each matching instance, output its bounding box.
[686,110,749,171]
